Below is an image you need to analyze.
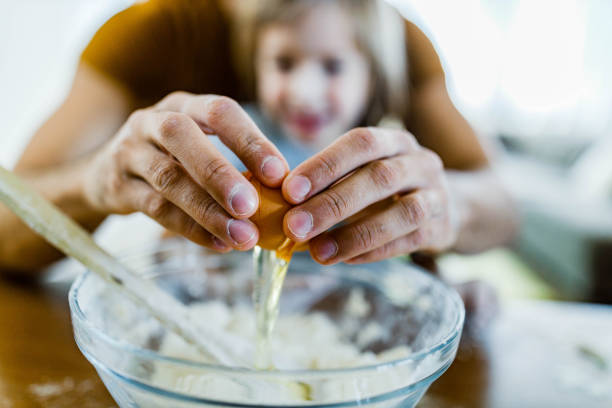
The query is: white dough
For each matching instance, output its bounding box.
[149,296,414,404]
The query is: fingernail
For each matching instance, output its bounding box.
[286,211,313,238]
[227,219,256,245]
[315,238,338,262]
[286,175,311,202]
[261,156,286,181]
[229,184,257,216]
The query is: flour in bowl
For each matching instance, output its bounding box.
[148,295,413,403]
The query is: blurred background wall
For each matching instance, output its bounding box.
[0,1,133,167]
[396,0,612,144]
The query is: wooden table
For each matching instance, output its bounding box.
[1,274,611,408]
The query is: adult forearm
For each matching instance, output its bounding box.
[0,159,107,275]
[447,169,518,253]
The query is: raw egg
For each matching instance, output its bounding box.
[243,171,307,255]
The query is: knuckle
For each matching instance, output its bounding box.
[369,160,398,191]
[379,242,394,258]
[206,96,239,127]
[235,131,262,159]
[212,95,238,110]
[108,173,124,195]
[193,197,220,225]
[399,194,428,226]
[126,109,148,133]
[159,112,191,141]
[128,108,147,125]
[314,153,339,178]
[183,219,209,242]
[158,91,181,108]
[201,157,231,186]
[409,229,427,248]
[145,194,169,219]
[181,218,199,238]
[352,223,376,251]
[320,189,350,219]
[167,90,190,102]
[182,189,202,215]
[350,127,378,154]
[150,160,182,192]
[113,138,136,166]
[158,91,195,110]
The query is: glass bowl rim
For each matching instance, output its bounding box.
[69,250,465,378]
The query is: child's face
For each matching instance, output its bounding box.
[255,2,371,150]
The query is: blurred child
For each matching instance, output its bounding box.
[0,0,516,274]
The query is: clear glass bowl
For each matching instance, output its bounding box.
[69,239,464,407]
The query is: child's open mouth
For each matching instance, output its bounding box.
[287,112,328,137]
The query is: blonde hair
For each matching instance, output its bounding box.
[231,0,409,126]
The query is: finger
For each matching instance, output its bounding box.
[345,197,395,224]
[308,191,435,264]
[344,229,430,264]
[125,144,259,250]
[283,155,430,242]
[157,92,288,187]
[282,127,419,204]
[122,178,230,252]
[135,109,259,219]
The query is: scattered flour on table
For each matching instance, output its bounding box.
[29,377,76,398]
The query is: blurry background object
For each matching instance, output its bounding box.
[0,1,134,168]
[391,0,612,147]
[1,0,611,299]
[389,0,612,303]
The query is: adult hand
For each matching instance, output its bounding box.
[82,92,289,251]
[281,127,457,264]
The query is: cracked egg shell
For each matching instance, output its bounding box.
[244,171,308,253]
